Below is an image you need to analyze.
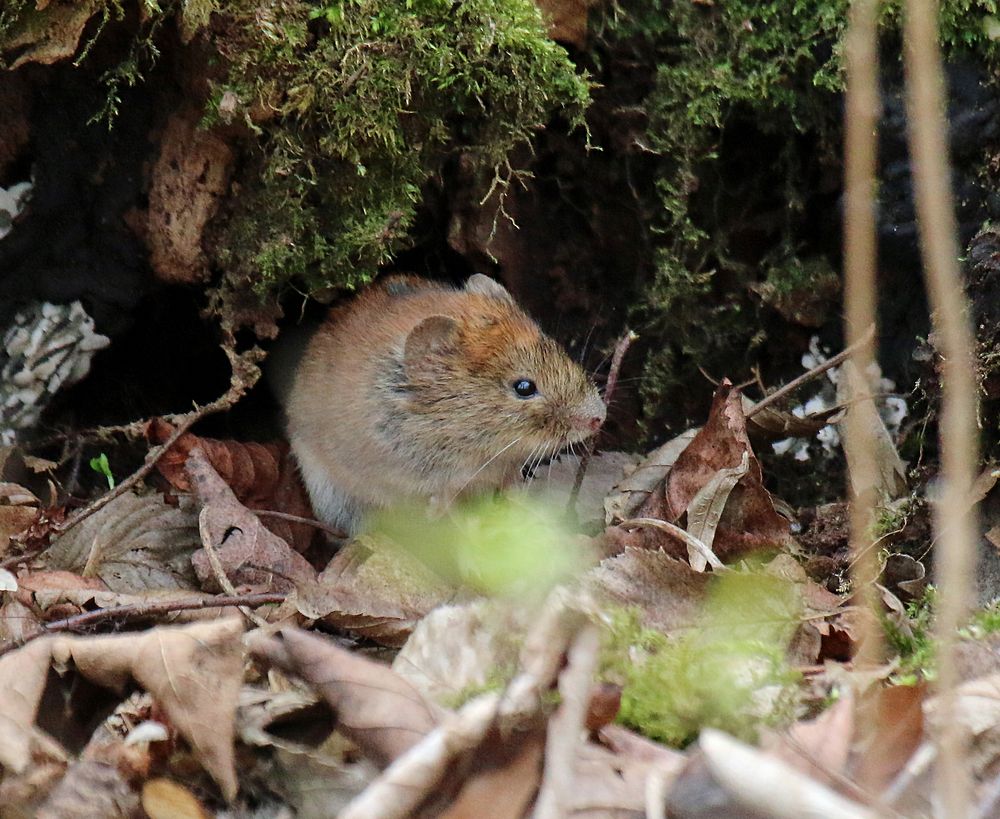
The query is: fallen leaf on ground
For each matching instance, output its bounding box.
[392,600,524,705]
[604,429,698,525]
[585,547,710,634]
[853,683,925,794]
[36,759,137,819]
[141,777,209,819]
[609,383,794,566]
[0,481,40,557]
[149,419,316,552]
[761,693,854,784]
[302,534,457,646]
[836,360,907,501]
[743,394,844,441]
[662,382,794,562]
[250,627,440,768]
[44,492,200,591]
[0,618,245,799]
[186,447,316,592]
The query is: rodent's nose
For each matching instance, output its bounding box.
[572,412,605,434]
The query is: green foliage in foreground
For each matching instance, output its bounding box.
[371,494,591,598]
[600,571,802,746]
[209,0,590,296]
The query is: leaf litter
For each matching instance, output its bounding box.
[0,365,993,819]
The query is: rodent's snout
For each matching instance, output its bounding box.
[570,394,607,437]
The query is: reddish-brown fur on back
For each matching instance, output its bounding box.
[283,275,606,534]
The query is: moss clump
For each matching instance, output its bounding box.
[596,0,1000,425]
[208,0,590,296]
[600,571,802,746]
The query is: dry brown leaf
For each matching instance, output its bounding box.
[742,394,844,441]
[141,778,210,819]
[569,740,683,817]
[0,481,40,557]
[926,673,1000,776]
[36,760,138,819]
[253,628,439,768]
[57,619,244,798]
[393,601,525,705]
[0,731,68,815]
[853,683,925,794]
[44,492,200,591]
[305,535,456,646]
[0,595,42,645]
[836,360,907,500]
[186,447,316,592]
[149,419,316,552]
[15,570,109,623]
[607,383,793,565]
[585,547,710,634]
[685,450,750,570]
[604,429,698,525]
[0,638,56,774]
[0,619,245,799]
[438,729,545,819]
[761,694,854,784]
[660,382,794,562]
[270,747,377,819]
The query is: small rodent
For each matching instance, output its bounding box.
[282,274,606,534]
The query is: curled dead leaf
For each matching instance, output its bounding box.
[0,618,245,799]
[186,447,316,592]
[251,627,439,768]
[149,419,316,552]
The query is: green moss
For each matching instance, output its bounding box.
[885,587,937,685]
[208,0,590,296]
[597,0,1000,424]
[600,571,802,746]
[0,0,31,43]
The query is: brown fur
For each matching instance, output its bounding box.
[284,275,605,533]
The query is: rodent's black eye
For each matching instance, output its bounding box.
[513,379,537,398]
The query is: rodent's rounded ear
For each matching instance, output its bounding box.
[465,274,514,303]
[404,314,460,369]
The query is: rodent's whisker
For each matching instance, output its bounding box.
[521,440,543,481]
[449,436,525,504]
[544,439,562,484]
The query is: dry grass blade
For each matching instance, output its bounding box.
[904,0,981,814]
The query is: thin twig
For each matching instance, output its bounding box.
[567,330,637,515]
[842,0,884,712]
[904,0,980,813]
[55,344,264,544]
[619,517,727,572]
[746,324,876,418]
[603,330,636,407]
[254,509,347,540]
[0,592,286,657]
